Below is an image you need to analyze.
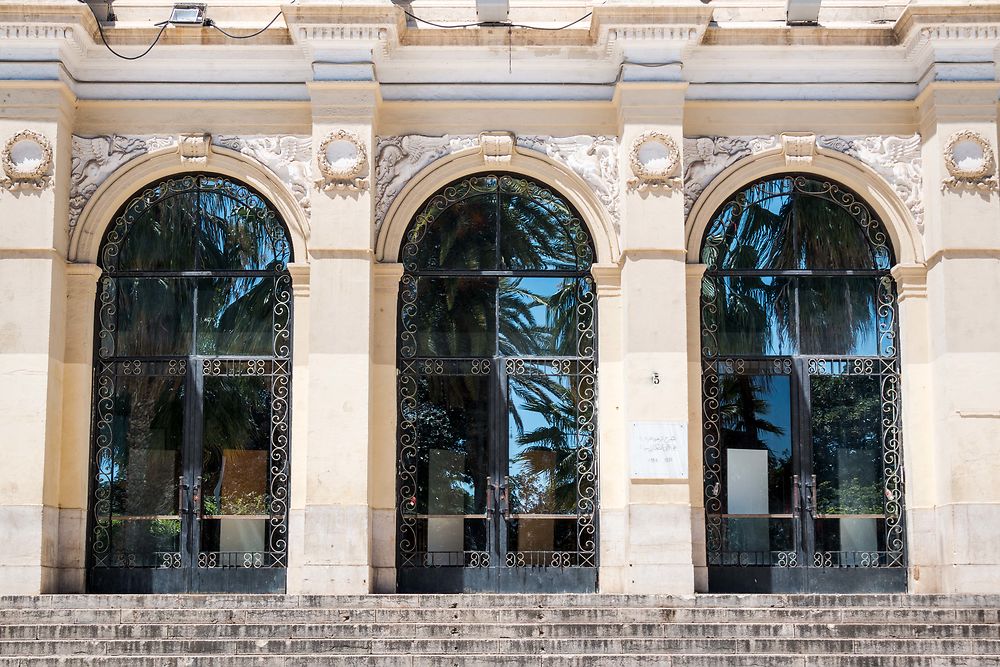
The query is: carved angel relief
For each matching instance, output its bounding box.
[374,133,621,234]
[214,135,314,216]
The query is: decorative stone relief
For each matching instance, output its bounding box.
[213,136,314,216]
[780,133,816,166]
[179,133,211,164]
[2,130,53,191]
[480,132,515,164]
[817,134,924,232]
[316,130,368,192]
[682,136,779,214]
[628,131,681,191]
[374,133,621,233]
[517,135,621,229]
[942,130,998,192]
[69,134,177,241]
[374,135,481,230]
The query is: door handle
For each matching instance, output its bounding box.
[792,474,800,514]
[499,476,510,521]
[178,476,189,515]
[192,476,202,518]
[805,474,817,515]
[486,476,495,521]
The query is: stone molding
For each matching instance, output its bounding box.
[942,130,998,192]
[780,133,816,167]
[2,130,53,192]
[315,130,369,192]
[683,134,924,233]
[628,131,681,192]
[374,133,620,234]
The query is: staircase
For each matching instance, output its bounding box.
[1,594,999,665]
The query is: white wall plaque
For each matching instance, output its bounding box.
[629,421,689,479]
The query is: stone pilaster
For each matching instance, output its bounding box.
[612,81,694,594]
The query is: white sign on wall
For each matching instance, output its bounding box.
[629,421,689,479]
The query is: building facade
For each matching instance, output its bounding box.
[0,0,998,596]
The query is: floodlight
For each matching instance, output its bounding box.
[786,0,821,25]
[476,0,509,24]
[169,3,207,26]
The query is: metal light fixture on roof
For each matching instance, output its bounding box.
[786,0,821,25]
[169,3,207,26]
[476,0,510,24]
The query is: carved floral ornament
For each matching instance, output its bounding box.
[2,129,53,191]
[316,130,368,191]
[628,131,680,191]
[943,130,998,192]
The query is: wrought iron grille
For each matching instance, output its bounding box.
[88,174,292,573]
[396,173,598,570]
[700,175,905,571]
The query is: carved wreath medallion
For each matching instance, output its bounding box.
[943,130,998,191]
[2,130,53,190]
[316,130,368,191]
[628,131,681,190]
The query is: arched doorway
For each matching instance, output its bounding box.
[87,174,293,593]
[396,173,598,593]
[700,175,905,593]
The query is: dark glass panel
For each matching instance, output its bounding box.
[113,194,198,272]
[410,277,496,357]
[112,278,194,357]
[499,277,581,357]
[499,193,580,271]
[702,275,794,356]
[702,179,795,271]
[810,375,883,516]
[507,373,578,515]
[796,277,878,356]
[718,374,793,517]
[407,373,490,516]
[814,518,886,558]
[507,518,578,554]
[102,374,184,518]
[107,519,181,567]
[718,518,794,562]
[196,189,290,272]
[409,519,489,566]
[790,190,876,270]
[409,195,499,271]
[196,277,276,356]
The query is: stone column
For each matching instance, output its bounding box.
[916,81,1000,593]
[56,263,102,592]
[613,82,695,594]
[0,83,74,593]
[286,81,379,593]
[370,262,403,592]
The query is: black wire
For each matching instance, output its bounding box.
[96,19,169,60]
[401,8,593,31]
[203,12,283,39]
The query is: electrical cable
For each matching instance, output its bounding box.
[400,8,594,31]
[204,0,296,40]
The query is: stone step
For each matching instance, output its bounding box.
[3,637,1000,656]
[2,621,997,641]
[0,656,998,667]
[1,606,995,625]
[4,594,1000,610]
